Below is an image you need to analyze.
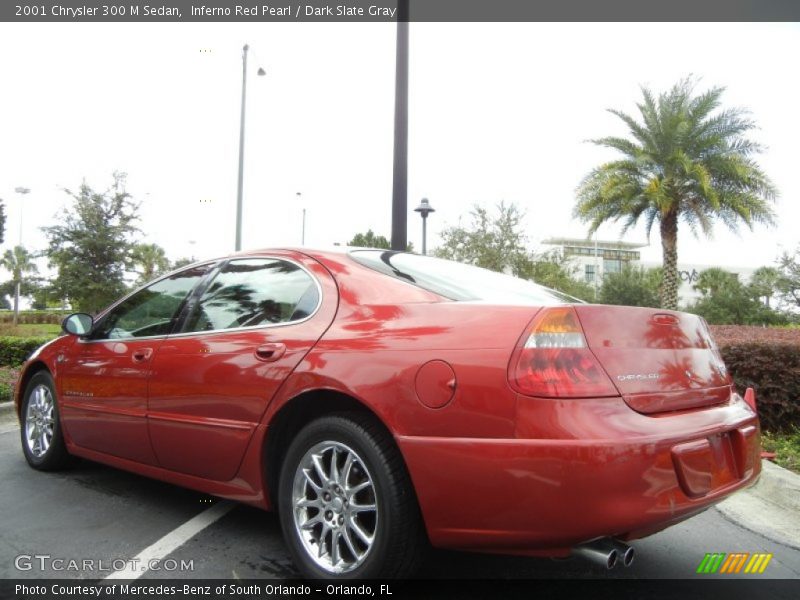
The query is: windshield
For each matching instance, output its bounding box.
[349,250,583,304]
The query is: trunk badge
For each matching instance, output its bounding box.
[617,373,660,381]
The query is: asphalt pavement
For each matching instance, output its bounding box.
[1,401,799,582]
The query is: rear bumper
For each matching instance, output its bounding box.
[397,393,760,555]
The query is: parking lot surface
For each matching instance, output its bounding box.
[1,409,799,582]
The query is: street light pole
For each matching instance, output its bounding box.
[594,231,599,300]
[235,44,265,252]
[414,198,435,255]
[297,192,305,245]
[235,45,249,252]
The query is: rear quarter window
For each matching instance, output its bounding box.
[348,250,582,305]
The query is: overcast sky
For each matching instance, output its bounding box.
[1,22,798,274]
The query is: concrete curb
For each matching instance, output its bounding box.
[758,459,800,512]
[0,401,15,416]
[716,459,800,550]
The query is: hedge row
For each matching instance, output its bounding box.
[0,311,67,325]
[710,325,800,432]
[0,337,54,367]
[710,325,800,346]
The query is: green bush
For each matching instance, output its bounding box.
[0,336,54,367]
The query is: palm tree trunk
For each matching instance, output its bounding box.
[659,211,679,310]
[13,280,20,327]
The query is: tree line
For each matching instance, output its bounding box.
[349,200,800,325]
[0,172,191,315]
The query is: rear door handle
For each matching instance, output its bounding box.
[255,343,286,362]
[132,348,154,363]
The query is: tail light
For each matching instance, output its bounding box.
[508,306,618,398]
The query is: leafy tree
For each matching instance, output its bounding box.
[599,264,661,308]
[172,257,195,270]
[434,202,592,299]
[44,172,139,314]
[690,267,785,325]
[777,248,800,309]
[522,251,594,300]
[349,230,391,249]
[130,243,171,285]
[0,245,40,324]
[575,77,777,311]
[435,202,531,276]
[30,282,64,310]
[348,230,414,252]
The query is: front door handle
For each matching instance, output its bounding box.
[132,348,154,363]
[255,343,286,362]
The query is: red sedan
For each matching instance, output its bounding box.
[15,248,761,578]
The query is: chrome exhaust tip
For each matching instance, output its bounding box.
[613,540,635,567]
[573,538,618,569]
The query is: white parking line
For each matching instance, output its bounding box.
[0,426,20,435]
[104,500,236,580]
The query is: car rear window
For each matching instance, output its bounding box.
[349,250,582,304]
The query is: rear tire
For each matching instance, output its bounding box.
[278,413,425,579]
[20,371,71,471]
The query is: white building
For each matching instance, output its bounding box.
[541,237,646,286]
[541,237,756,305]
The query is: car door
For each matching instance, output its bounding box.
[58,264,211,464]
[146,253,335,481]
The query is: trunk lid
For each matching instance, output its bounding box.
[573,304,732,414]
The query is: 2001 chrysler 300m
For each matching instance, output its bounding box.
[15,248,761,578]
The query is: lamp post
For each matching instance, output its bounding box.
[12,187,30,326]
[593,231,599,300]
[414,198,435,255]
[235,44,266,251]
[297,192,305,245]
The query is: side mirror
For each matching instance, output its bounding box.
[62,313,94,336]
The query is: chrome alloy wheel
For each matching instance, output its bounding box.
[25,384,55,458]
[292,441,379,574]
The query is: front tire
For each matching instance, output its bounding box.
[278,413,425,579]
[20,371,71,471]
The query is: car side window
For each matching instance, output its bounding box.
[181,258,319,333]
[90,265,210,340]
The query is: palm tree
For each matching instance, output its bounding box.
[574,78,776,309]
[749,266,781,308]
[1,245,39,326]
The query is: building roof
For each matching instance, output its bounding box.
[541,237,648,251]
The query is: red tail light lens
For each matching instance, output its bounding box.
[508,306,619,398]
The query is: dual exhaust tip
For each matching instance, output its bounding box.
[573,538,635,569]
